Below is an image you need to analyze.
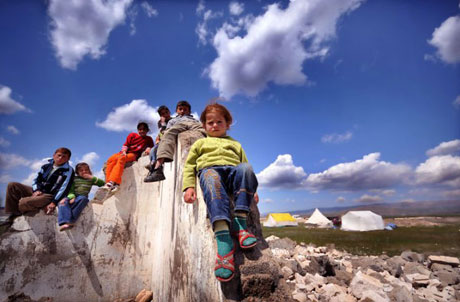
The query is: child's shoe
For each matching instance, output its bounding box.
[214,230,235,282]
[92,186,110,204]
[232,215,257,249]
[144,166,165,182]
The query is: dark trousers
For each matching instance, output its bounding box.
[5,182,53,215]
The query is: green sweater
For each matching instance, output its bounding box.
[67,176,105,199]
[182,136,248,191]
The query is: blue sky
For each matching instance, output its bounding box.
[0,0,459,214]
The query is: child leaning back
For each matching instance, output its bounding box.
[58,162,105,231]
[183,103,259,282]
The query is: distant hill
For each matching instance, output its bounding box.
[264,200,460,218]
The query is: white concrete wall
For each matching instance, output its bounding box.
[0,133,223,302]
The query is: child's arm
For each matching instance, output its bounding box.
[184,188,196,203]
[92,176,106,187]
[182,140,202,202]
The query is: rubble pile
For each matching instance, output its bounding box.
[265,235,460,302]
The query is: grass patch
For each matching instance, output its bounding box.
[262,224,460,257]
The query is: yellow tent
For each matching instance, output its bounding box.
[263,213,298,227]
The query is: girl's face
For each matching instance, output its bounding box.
[138,126,148,137]
[204,111,229,137]
[77,165,91,176]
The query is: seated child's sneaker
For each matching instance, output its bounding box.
[92,187,110,204]
[59,223,74,232]
[232,215,257,249]
[144,166,165,183]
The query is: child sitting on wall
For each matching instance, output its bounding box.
[144,100,205,182]
[58,162,105,231]
[103,122,154,192]
[183,103,259,282]
[4,147,74,222]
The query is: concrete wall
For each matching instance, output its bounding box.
[0,132,224,302]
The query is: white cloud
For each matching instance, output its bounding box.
[229,2,244,16]
[29,158,51,172]
[415,155,460,187]
[443,189,460,199]
[336,196,345,202]
[0,137,10,148]
[207,0,364,98]
[196,1,223,46]
[427,15,460,64]
[0,85,30,114]
[0,153,32,170]
[7,125,20,135]
[260,198,274,204]
[453,95,460,108]
[321,131,353,143]
[22,172,37,186]
[257,154,307,189]
[141,2,158,17]
[96,99,159,132]
[48,0,133,70]
[426,139,460,157]
[304,153,412,191]
[0,174,11,184]
[354,194,382,203]
[78,152,100,166]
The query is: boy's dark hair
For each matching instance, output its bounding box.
[75,162,92,176]
[200,103,233,126]
[137,122,150,132]
[55,147,71,158]
[157,105,170,115]
[176,100,191,111]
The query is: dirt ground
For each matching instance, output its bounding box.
[384,216,460,227]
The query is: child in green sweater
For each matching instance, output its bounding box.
[58,162,105,231]
[183,103,259,282]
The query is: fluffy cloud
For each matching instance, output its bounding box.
[196,1,223,46]
[336,196,346,202]
[0,153,32,170]
[453,96,460,108]
[426,139,460,157]
[207,0,364,98]
[415,155,460,187]
[229,2,244,16]
[141,1,158,18]
[321,131,353,143]
[354,194,382,203]
[260,198,274,204]
[7,125,20,135]
[96,99,159,132]
[79,152,100,166]
[257,154,307,189]
[0,85,30,114]
[427,15,460,64]
[0,137,10,148]
[304,153,412,191]
[48,0,133,70]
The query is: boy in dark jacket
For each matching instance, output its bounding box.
[4,147,74,221]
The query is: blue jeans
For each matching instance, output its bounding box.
[198,163,258,225]
[149,144,158,163]
[57,195,89,225]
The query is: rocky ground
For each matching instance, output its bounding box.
[265,235,460,302]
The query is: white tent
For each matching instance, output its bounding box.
[263,213,298,227]
[305,208,332,228]
[341,211,384,231]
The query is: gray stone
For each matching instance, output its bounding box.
[401,251,425,263]
[292,292,307,302]
[305,255,335,277]
[428,255,460,267]
[404,262,432,276]
[360,290,390,302]
[388,284,413,302]
[268,237,297,251]
[350,271,384,299]
[430,270,459,287]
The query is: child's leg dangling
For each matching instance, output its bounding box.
[214,220,235,282]
[232,211,257,249]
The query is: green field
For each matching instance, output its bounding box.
[262,224,460,257]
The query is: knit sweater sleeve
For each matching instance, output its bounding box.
[240,145,249,163]
[92,176,106,187]
[67,182,76,200]
[182,140,201,191]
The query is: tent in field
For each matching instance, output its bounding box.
[341,211,384,231]
[305,208,332,228]
[263,213,298,227]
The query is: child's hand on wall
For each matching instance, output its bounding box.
[45,203,56,215]
[144,147,151,155]
[69,198,75,204]
[184,188,196,203]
